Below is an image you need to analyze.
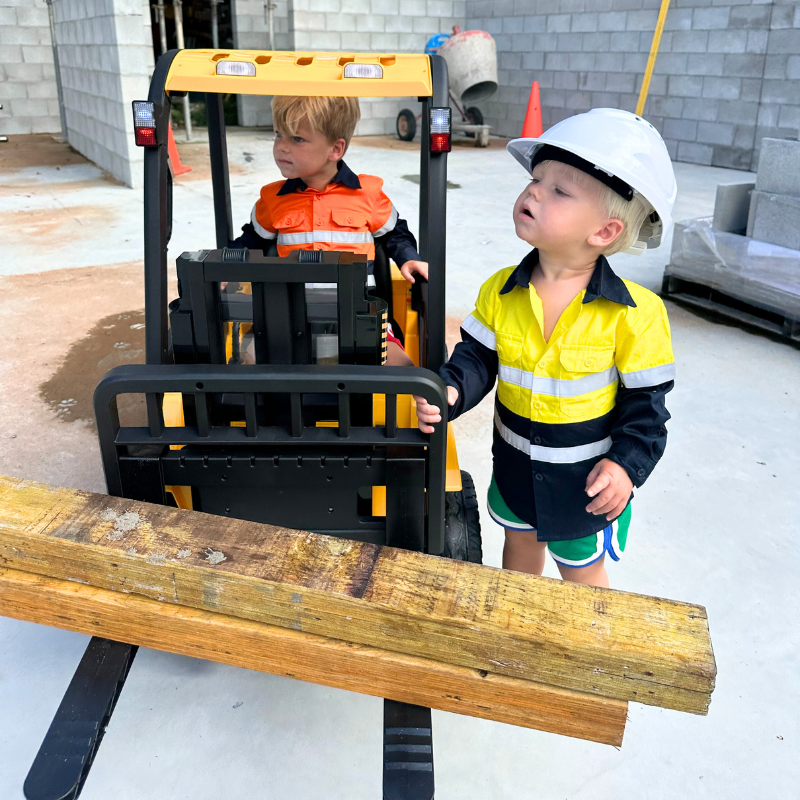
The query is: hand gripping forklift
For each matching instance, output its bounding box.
[23,50,482,800]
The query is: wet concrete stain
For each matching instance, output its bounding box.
[39,309,147,429]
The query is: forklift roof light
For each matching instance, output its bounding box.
[132,101,157,147]
[216,60,256,77]
[343,63,383,79]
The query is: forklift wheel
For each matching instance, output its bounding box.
[396,109,417,142]
[465,106,484,138]
[443,470,483,564]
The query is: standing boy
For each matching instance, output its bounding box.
[231,95,426,366]
[415,109,677,588]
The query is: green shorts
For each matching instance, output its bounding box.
[487,475,630,568]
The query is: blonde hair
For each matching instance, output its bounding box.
[271,96,361,149]
[534,160,651,256]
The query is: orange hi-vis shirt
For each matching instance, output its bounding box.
[249,164,403,262]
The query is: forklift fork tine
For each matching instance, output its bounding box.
[383,700,434,800]
[24,638,137,800]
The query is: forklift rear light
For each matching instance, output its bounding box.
[132,101,157,147]
[343,63,383,79]
[430,107,451,152]
[216,60,256,77]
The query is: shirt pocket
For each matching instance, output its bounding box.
[558,344,617,419]
[277,210,309,231]
[331,209,369,230]
[496,332,524,406]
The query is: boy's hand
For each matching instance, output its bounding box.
[413,386,458,433]
[585,458,633,521]
[400,260,428,283]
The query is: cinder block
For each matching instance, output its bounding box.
[702,77,741,101]
[747,191,800,251]
[668,75,703,99]
[712,182,754,234]
[677,140,713,166]
[597,11,625,31]
[692,7,729,30]
[546,14,570,33]
[755,138,800,198]
[728,5,771,30]
[663,118,697,141]
[697,121,734,147]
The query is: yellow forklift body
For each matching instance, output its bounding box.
[165,49,433,98]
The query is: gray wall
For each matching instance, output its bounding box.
[53,0,154,187]
[0,0,61,135]
[232,0,466,134]
[465,0,800,171]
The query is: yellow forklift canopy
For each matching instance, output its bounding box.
[165,50,433,97]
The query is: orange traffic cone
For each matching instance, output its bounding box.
[520,81,543,138]
[167,121,193,176]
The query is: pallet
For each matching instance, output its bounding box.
[662,272,800,343]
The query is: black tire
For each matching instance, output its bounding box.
[443,470,483,564]
[396,109,417,141]
[466,106,484,125]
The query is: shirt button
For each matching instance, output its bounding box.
[533,436,542,445]
[347,216,353,223]
[637,468,646,478]
[316,219,322,225]
[584,358,595,368]
[534,400,543,410]
[535,473,544,481]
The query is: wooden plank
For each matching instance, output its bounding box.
[0,475,716,713]
[0,566,627,746]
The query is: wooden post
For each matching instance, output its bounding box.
[0,475,716,714]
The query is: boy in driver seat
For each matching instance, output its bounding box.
[231,95,426,367]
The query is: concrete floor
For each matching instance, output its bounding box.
[1,131,798,799]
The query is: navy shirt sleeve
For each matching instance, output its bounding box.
[606,380,673,487]
[229,222,274,251]
[377,215,421,267]
[438,330,498,421]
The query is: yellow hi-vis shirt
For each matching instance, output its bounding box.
[441,250,675,541]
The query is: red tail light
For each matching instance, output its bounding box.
[430,133,451,152]
[429,107,451,153]
[132,101,158,147]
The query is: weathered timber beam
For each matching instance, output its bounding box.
[0,566,627,745]
[0,475,716,713]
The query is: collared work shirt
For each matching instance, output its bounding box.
[231,160,420,265]
[441,249,675,541]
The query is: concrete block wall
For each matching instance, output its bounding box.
[232,0,292,126]
[231,0,466,135]
[465,0,800,171]
[0,0,61,135]
[52,0,153,187]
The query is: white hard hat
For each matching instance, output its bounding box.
[507,108,677,253]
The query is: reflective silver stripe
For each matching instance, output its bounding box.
[461,314,496,350]
[498,364,618,397]
[373,204,399,237]
[278,230,374,245]
[251,205,277,239]
[494,409,613,464]
[619,362,676,388]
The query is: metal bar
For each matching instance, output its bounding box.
[290,393,303,437]
[144,50,180,366]
[156,1,168,54]
[210,0,220,48]
[264,282,293,364]
[195,392,210,436]
[425,55,450,374]
[337,260,355,364]
[244,392,258,436]
[146,393,164,437]
[636,0,671,117]
[172,0,192,141]
[44,0,67,142]
[23,639,138,800]
[385,393,397,438]
[205,93,234,248]
[338,392,351,438]
[386,456,426,552]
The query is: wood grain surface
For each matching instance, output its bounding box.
[0,566,628,745]
[0,475,716,713]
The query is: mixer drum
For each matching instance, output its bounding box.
[437,29,498,105]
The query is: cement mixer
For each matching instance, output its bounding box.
[396,26,498,147]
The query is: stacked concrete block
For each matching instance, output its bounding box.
[713,182,755,235]
[746,137,800,251]
[230,0,466,135]
[465,0,800,171]
[52,0,152,187]
[0,0,61,135]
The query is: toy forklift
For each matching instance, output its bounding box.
[24,50,481,800]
